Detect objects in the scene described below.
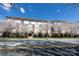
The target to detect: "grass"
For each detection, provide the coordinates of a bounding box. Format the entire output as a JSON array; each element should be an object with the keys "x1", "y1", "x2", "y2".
[{"x1": 0, "y1": 37, "x2": 79, "y2": 40}]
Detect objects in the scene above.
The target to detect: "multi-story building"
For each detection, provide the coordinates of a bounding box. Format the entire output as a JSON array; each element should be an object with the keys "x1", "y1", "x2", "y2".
[
  {"x1": 3, "y1": 16, "x2": 79, "y2": 37},
  {"x1": 6, "y1": 16, "x2": 51, "y2": 35}
]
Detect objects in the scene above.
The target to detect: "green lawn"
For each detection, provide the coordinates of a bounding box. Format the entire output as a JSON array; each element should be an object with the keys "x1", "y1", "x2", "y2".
[{"x1": 0, "y1": 37, "x2": 79, "y2": 40}]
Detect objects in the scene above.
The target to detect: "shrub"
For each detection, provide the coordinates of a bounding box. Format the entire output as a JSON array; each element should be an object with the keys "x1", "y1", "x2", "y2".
[
  {"x1": 38, "y1": 32, "x2": 43, "y2": 37},
  {"x1": 15, "y1": 32, "x2": 20, "y2": 38},
  {"x1": 2, "y1": 31, "x2": 11, "y2": 37},
  {"x1": 33, "y1": 34, "x2": 37, "y2": 37},
  {"x1": 45, "y1": 33, "x2": 49, "y2": 37}
]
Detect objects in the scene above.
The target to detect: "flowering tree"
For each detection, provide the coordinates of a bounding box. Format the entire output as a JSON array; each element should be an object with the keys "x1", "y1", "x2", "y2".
[{"x1": 0, "y1": 21, "x2": 13, "y2": 37}]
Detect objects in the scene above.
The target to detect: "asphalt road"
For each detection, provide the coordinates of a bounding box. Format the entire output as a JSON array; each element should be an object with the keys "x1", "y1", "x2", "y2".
[{"x1": 0, "y1": 38, "x2": 79, "y2": 56}]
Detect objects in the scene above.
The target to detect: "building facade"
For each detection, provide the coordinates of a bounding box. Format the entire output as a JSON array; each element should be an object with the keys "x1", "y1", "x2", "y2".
[
  {"x1": 6, "y1": 16, "x2": 51, "y2": 35},
  {"x1": 5, "y1": 16, "x2": 79, "y2": 37}
]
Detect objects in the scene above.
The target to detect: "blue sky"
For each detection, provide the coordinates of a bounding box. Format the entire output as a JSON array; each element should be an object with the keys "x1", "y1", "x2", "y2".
[{"x1": 0, "y1": 3, "x2": 79, "y2": 22}]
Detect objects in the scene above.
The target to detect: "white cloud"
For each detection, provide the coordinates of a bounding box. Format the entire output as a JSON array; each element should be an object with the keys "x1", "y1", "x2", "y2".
[
  {"x1": 20, "y1": 7, "x2": 25, "y2": 13},
  {"x1": 57, "y1": 9, "x2": 61, "y2": 13},
  {"x1": 2, "y1": 3, "x2": 12, "y2": 11}
]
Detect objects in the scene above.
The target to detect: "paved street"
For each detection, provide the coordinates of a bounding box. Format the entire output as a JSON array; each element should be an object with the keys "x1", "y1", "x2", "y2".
[{"x1": 0, "y1": 38, "x2": 79, "y2": 56}]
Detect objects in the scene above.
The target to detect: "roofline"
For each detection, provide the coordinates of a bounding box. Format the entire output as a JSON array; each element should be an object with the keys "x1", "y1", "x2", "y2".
[
  {"x1": 6, "y1": 16, "x2": 31, "y2": 20},
  {"x1": 6, "y1": 16, "x2": 78, "y2": 23},
  {"x1": 6, "y1": 16, "x2": 48, "y2": 22}
]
